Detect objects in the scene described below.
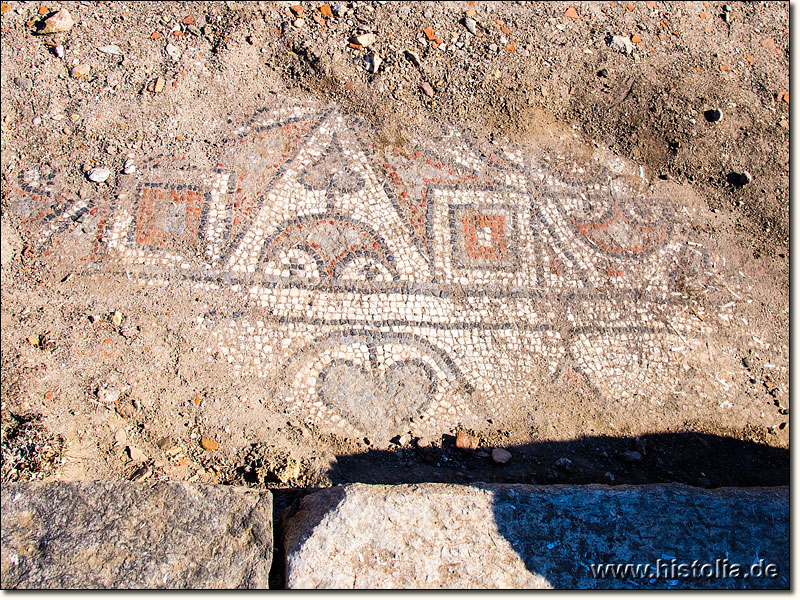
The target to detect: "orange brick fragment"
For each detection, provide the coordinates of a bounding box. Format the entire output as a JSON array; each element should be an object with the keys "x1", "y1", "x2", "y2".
[
  {"x1": 564, "y1": 6, "x2": 579, "y2": 19},
  {"x1": 423, "y1": 25, "x2": 435, "y2": 40},
  {"x1": 150, "y1": 31, "x2": 162, "y2": 39},
  {"x1": 760, "y1": 37, "x2": 776, "y2": 51},
  {"x1": 0, "y1": 3, "x2": 10, "y2": 14},
  {"x1": 745, "y1": 55, "x2": 753, "y2": 64},
  {"x1": 456, "y1": 432, "x2": 479, "y2": 451},
  {"x1": 506, "y1": 44, "x2": 515, "y2": 51},
  {"x1": 781, "y1": 92, "x2": 789, "y2": 104},
  {"x1": 719, "y1": 64, "x2": 730, "y2": 71},
  {"x1": 644, "y1": 1, "x2": 657, "y2": 7},
  {"x1": 182, "y1": 14, "x2": 195, "y2": 25},
  {"x1": 500, "y1": 25, "x2": 511, "y2": 34},
  {"x1": 38, "y1": 5, "x2": 49, "y2": 15},
  {"x1": 699, "y1": 12, "x2": 707, "y2": 18},
  {"x1": 200, "y1": 438, "x2": 219, "y2": 451},
  {"x1": 319, "y1": 4, "x2": 333, "y2": 18},
  {"x1": 465, "y1": 8, "x2": 477, "y2": 17},
  {"x1": 348, "y1": 42, "x2": 362, "y2": 50},
  {"x1": 631, "y1": 34, "x2": 641, "y2": 43},
  {"x1": 290, "y1": 4, "x2": 303, "y2": 16}
]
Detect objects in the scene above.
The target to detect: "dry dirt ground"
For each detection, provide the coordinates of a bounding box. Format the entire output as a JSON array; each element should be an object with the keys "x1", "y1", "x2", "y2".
[{"x1": 0, "y1": 1, "x2": 789, "y2": 492}]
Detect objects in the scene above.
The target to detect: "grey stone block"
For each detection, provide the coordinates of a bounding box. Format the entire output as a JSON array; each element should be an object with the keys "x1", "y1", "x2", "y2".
[
  {"x1": 284, "y1": 483, "x2": 788, "y2": 589},
  {"x1": 1, "y1": 481, "x2": 272, "y2": 589}
]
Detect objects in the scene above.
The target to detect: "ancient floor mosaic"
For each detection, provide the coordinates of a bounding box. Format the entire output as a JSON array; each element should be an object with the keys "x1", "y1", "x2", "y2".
[{"x1": 7, "y1": 102, "x2": 728, "y2": 441}]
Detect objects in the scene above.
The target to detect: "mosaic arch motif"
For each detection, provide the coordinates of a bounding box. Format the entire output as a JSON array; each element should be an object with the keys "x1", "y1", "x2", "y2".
[{"x1": 8, "y1": 102, "x2": 717, "y2": 440}]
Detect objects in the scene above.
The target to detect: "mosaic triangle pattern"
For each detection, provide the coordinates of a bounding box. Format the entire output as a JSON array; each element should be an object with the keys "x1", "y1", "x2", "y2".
[{"x1": 7, "y1": 102, "x2": 718, "y2": 441}]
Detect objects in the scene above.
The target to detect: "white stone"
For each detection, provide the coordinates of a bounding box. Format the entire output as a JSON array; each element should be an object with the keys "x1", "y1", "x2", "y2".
[{"x1": 87, "y1": 167, "x2": 111, "y2": 182}]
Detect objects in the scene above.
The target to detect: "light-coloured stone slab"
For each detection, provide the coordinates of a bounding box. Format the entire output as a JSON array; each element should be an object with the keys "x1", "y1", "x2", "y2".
[
  {"x1": 284, "y1": 483, "x2": 788, "y2": 589},
  {"x1": 1, "y1": 481, "x2": 272, "y2": 589}
]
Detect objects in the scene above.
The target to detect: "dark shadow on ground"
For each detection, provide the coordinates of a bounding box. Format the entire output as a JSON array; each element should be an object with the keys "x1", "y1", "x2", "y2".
[{"x1": 323, "y1": 431, "x2": 788, "y2": 488}]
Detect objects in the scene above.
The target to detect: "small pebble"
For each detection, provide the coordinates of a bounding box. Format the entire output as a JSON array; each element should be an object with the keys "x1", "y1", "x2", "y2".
[
  {"x1": 617, "y1": 450, "x2": 643, "y2": 463},
  {"x1": 71, "y1": 64, "x2": 90, "y2": 79},
  {"x1": 123, "y1": 159, "x2": 137, "y2": 174},
  {"x1": 97, "y1": 45, "x2": 123, "y2": 56},
  {"x1": 13, "y1": 77, "x2": 32, "y2": 92},
  {"x1": 157, "y1": 437, "x2": 176, "y2": 451},
  {"x1": 129, "y1": 463, "x2": 151, "y2": 482},
  {"x1": 111, "y1": 310, "x2": 123, "y2": 326},
  {"x1": 488, "y1": 43, "x2": 498, "y2": 53},
  {"x1": 154, "y1": 76, "x2": 165, "y2": 93},
  {"x1": 165, "y1": 43, "x2": 181, "y2": 61},
  {"x1": 365, "y1": 53, "x2": 381, "y2": 73},
  {"x1": 420, "y1": 81, "x2": 435, "y2": 97},
  {"x1": 200, "y1": 437, "x2": 219, "y2": 451},
  {"x1": 127, "y1": 445, "x2": 147, "y2": 462},
  {"x1": 40, "y1": 8, "x2": 74, "y2": 34},
  {"x1": 608, "y1": 34, "x2": 634, "y2": 55},
  {"x1": 293, "y1": 18, "x2": 305, "y2": 28},
  {"x1": 114, "y1": 429, "x2": 127, "y2": 445},
  {"x1": 463, "y1": 17, "x2": 477, "y2": 35},
  {"x1": 97, "y1": 385, "x2": 121, "y2": 405},
  {"x1": 491, "y1": 448, "x2": 512, "y2": 464},
  {"x1": 54, "y1": 44, "x2": 64, "y2": 58},
  {"x1": 352, "y1": 32, "x2": 376, "y2": 47}
]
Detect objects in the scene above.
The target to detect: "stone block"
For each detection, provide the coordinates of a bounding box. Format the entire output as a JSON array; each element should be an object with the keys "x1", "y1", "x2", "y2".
[
  {"x1": 1, "y1": 481, "x2": 272, "y2": 589},
  {"x1": 284, "y1": 483, "x2": 788, "y2": 589}
]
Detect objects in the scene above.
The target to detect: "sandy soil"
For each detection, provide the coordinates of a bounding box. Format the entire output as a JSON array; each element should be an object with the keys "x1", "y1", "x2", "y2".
[{"x1": 0, "y1": 1, "x2": 789, "y2": 490}]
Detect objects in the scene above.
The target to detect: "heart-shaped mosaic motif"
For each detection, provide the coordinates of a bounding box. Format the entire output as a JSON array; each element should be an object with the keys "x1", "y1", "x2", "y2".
[{"x1": 318, "y1": 359, "x2": 436, "y2": 436}]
